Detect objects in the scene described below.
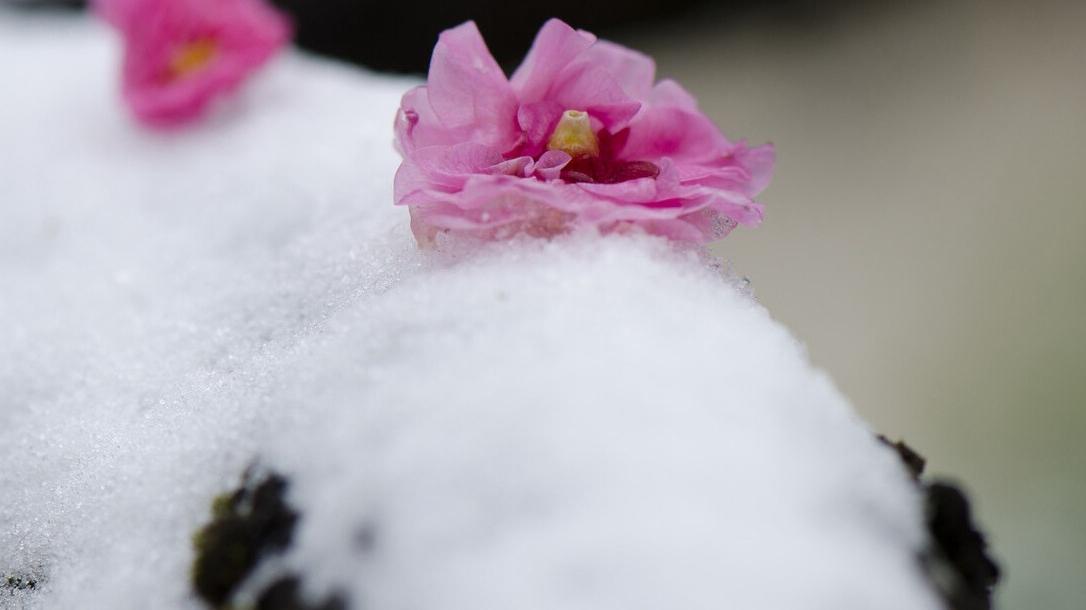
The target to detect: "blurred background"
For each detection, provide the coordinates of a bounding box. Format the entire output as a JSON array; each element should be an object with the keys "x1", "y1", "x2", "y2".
[
  {"x1": 9, "y1": 0, "x2": 1084, "y2": 606},
  {"x1": 629, "y1": 3, "x2": 1086, "y2": 609}
]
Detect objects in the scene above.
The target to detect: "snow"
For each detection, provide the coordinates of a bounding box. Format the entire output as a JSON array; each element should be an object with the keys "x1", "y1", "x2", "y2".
[{"x1": 0, "y1": 11, "x2": 942, "y2": 610}]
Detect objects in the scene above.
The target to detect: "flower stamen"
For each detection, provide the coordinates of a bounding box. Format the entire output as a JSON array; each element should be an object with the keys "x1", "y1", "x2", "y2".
[
  {"x1": 168, "y1": 39, "x2": 218, "y2": 79},
  {"x1": 546, "y1": 110, "x2": 599, "y2": 158}
]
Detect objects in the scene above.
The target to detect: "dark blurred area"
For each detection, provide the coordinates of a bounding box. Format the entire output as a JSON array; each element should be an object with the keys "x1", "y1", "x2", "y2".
[
  {"x1": 11, "y1": 0, "x2": 855, "y2": 73},
  {"x1": 272, "y1": 0, "x2": 693, "y2": 73},
  {"x1": 266, "y1": 0, "x2": 856, "y2": 73}
]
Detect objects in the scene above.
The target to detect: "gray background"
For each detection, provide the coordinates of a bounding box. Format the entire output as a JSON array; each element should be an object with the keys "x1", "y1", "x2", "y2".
[{"x1": 624, "y1": 1, "x2": 1085, "y2": 607}]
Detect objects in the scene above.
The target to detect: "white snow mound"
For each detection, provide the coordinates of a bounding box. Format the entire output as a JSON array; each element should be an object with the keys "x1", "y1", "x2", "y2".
[{"x1": 0, "y1": 11, "x2": 942, "y2": 610}]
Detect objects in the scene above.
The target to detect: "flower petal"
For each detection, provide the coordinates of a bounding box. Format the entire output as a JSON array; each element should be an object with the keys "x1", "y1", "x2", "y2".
[
  {"x1": 649, "y1": 79, "x2": 700, "y2": 111},
  {"x1": 532, "y1": 150, "x2": 572, "y2": 181},
  {"x1": 412, "y1": 142, "x2": 505, "y2": 186},
  {"x1": 427, "y1": 21, "x2": 518, "y2": 149},
  {"x1": 544, "y1": 58, "x2": 643, "y2": 130},
  {"x1": 395, "y1": 86, "x2": 431, "y2": 154},
  {"x1": 515, "y1": 100, "x2": 565, "y2": 153},
  {"x1": 621, "y1": 105, "x2": 730, "y2": 163},
  {"x1": 633, "y1": 217, "x2": 713, "y2": 242},
  {"x1": 734, "y1": 142, "x2": 776, "y2": 195},
  {"x1": 580, "y1": 40, "x2": 656, "y2": 100},
  {"x1": 575, "y1": 178, "x2": 660, "y2": 203},
  {"x1": 510, "y1": 18, "x2": 595, "y2": 103},
  {"x1": 394, "y1": 159, "x2": 428, "y2": 203},
  {"x1": 106, "y1": 0, "x2": 290, "y2": 127}
]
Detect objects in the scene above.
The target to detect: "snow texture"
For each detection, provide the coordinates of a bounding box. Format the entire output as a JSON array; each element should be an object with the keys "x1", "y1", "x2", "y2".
[{"x1": 1, "y1": 12, "x2": 942, "y2": 610}]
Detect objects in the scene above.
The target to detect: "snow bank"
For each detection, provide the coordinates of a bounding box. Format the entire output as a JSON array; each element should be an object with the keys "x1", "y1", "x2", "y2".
[{"x1": 0, "y1": 11, "x2": 941, "y2": 610}]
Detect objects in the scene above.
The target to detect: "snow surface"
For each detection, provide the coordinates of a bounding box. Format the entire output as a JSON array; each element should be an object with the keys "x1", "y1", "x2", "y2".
[{"x1": 1, "y1": 11, "x2": 942, "y2": 610}]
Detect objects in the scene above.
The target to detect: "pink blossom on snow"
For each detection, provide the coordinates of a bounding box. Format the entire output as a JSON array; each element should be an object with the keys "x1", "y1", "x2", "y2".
[
  {"x1": 395, "y1": 19, "x2": 774, "y2": 245},
  {"x1": 95, "y1": 0, "x2": 291, "y2": 127}
]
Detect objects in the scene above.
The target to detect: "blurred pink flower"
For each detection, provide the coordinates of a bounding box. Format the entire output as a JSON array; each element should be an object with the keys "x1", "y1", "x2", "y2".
[
  {"x1": 395, "y1": 19, "x2": 774, "y2": 245},
  {"x1": 94, "y1": 0, "x2": 291, "y2": 127}
]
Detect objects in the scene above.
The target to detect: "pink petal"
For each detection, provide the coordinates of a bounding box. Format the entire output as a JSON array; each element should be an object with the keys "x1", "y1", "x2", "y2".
[
  {"x1": 393, "y1": 159, "x2": 428, "y2": 203},
  {"x1": 621, "y1": 105, "x2": 730, "y2": 163},
  {"x1": 394, "y1": 86, "x2": 429, "y2": 154},
  {"x1": 402, "y1": 171, "x2": 762, "y2": 244},
  {"x1": 512, "y1": 21, "x2": 644, "y2": 132},
  {"x1": 398, "y1": 146, "x2": 563, "y2": 205},
  {"x1": 575, "y1": 178, "x2": 661, "y2": 204},
  {"x1": 675, "y1": 163, "x2": 751, "y2": 185},
  {"x1": 108, "y1": 0, "x2": 290, "y2": 127},
  {"x1": 702, "y1": 190, "x2": 764, "y2": 225},
  {"x1": 649, "y1": 79, "x2": 701, "y2": 111},
  {"x1": 735, "y1": 142, "x2": 776, "y2": 195},
  {"x1": 411, "y1": 142, "x2": 505, "y2": 187},
  {"x1": 532, "y1": 150, "x2": 571, "y2": 181},
  {"x1": 679, "y1": 143, "x2": 775, "y2": 198},
  {"x1": 515, "y1": 100, "x2": 565, "y2": 153},
  {"x1": 427, "y1": 21, "x2": 518, "y2": 149},
  {"x1": 580, "y1": 40, "x2": 656, "y2": 100},
  {"x1": 556, "y1": 67, "x2": 638, "y2": 127},
  {"x1": 633, "y1": 217, "x2": 711, "y2": 242},
  {"x1": 548, "y1": 62, "x2": 642, "y2": 130},
  {"x1": 510, "y1": 18, "x2": 595, "y2": 103},
  {"x1": 490, "y1": 155, "x2": 536, "y2": 177}
]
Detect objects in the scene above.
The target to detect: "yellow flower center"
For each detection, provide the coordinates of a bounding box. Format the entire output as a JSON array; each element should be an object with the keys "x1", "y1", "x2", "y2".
[
  {"x1": 169, "y1": 39, "x2": 218, "y2": 79},
  {"x1": 546, "y1": 110, "x2": 599, "y2": 158}
]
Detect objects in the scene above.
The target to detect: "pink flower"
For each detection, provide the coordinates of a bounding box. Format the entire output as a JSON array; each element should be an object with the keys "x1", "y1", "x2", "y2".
[
  {"x1": 94, "y1": 0, "x2": 291, "y2": 127},
  {"x1": 394, "y1": 19, "x2": 774, "y2": 245}
]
